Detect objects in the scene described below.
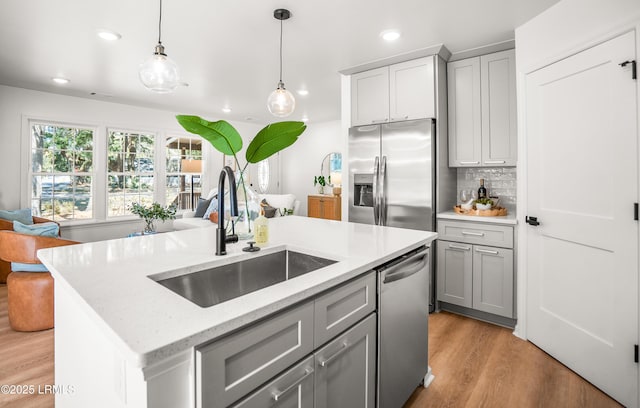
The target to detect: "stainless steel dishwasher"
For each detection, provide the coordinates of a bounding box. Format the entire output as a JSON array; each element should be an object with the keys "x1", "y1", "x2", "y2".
[{"x1": 377, "y1": 245, "x2": 431, "y2": 408}]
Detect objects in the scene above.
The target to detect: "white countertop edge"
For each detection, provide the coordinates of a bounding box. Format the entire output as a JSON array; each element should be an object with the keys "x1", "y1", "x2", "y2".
[
  {"x1": 43, "y1": 226, "x2": 435, "y2": 369},
  {"x1": 437, "y1": 210, "x2": 518, "y2": 225}
]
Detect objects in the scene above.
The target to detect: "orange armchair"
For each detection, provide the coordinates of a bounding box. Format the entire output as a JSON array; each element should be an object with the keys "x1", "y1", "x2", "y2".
[
  {"x1": 0, "y1": 230, "x2": 77, "y2": 331},
  {"x1": 0, "y1": 216, "x2": 58, "y2": 283}
]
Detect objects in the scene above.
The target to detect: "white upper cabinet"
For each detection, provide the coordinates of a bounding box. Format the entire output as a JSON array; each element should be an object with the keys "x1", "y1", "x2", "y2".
[
  {"x1": 389, "y1": 58, "x2": 435, "y2": 122},
  {"x1": 351, "y1": 57, "x2": 435, "y2": 126},
  {"x1": 448, "y1": 49, "x2": 517, "y2": 167},
  {"x1": 351, "y1": 67, "x2": 389, "y2": 126}
]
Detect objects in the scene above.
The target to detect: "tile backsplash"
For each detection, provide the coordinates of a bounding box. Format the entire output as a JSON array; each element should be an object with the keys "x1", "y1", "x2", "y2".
[{"x1": 457, "y1": 167, "x2": 517, "y2": 211}]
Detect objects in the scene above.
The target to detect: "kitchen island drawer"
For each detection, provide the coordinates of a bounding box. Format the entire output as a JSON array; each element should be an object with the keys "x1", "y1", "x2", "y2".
[
  {"x1": 230, "y1": 356, "x2": 315, "y2": 408},
  {"x1": 437, "y1": 220, "x2": 513, "y2": 248},
  {"x1": 196, "y1": 301, "x2": 314, "y2": 408},
  {"x1": 314, "y1": 271, "x2": 376, "y2": 347}
]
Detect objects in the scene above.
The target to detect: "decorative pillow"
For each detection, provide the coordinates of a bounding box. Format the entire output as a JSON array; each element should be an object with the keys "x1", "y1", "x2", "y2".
[
  {"x1": 260, "y1": 199, "x2": 278, "y2": 218},
  {"x1": 11, "y1": 220, "x2": 59, "y2": 272},
  {"x1": 194, "y1": 198, "x2": 212, "y2": 218},
  {"x1": 0, "y1": 208, "x2": 33, "y2": 225},
  {"x1": 203, "y1": 197, "x2": 219, "y2": 220},
  {"x1": 13, "y1": 220, "x2": 59, "y2": 236},
  {"x1": 258, "y1": 194, "x2": 296, "y2": 216},
  {"x1": 205, "y1": 188, "x2": 218, "y2": 200}
]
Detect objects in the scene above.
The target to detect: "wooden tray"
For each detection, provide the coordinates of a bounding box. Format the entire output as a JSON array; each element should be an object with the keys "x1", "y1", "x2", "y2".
[{"x1": 454, "y1": 205, "x2": 508, "y2": 217}]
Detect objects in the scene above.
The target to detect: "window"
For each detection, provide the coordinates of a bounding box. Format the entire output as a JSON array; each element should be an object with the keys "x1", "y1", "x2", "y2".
[
  {"x1": 165, "y1": 136, "x2": 202, "y2": 210},
  {"x1": 257, "y1": 159, "x2": 270, "y2": 193},
  {"x1": 30, "y1": 123, "x2": 94, "y2": 221},
  {"x1": 107, "y1": 130, "x2": 155, "y2": 217}
]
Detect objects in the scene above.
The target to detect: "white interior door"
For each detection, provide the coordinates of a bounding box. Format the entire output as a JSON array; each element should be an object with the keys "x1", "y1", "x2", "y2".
[{"x1": 525, "y1": 30, "x2": 638, "y2": 407}]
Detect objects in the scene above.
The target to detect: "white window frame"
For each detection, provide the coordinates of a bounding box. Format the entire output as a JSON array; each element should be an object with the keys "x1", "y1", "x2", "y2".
[{"x1": 21, "y1": 116, "x2": 203, "y2": 226}]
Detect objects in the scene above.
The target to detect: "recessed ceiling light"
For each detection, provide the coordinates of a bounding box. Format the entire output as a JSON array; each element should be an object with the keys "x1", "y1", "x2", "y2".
[
  {"x1": 380, "y1": 29, "x2": 401, "y2": 42},
  {"x1": 222, "y1": 107, "x2": 232, "y2": 113},
  {"x1": 297, "y1": 89, "x2": 309, "y2": 96},
  {"x1": 301, "y1": 116, "x2": 309, "y2": 122},
  {"x1": 52, "y1": 77, "x2": 70, "y2": 85},
  {"x1": 96, "y1": 29, "x2": 121, "y2": 41}
]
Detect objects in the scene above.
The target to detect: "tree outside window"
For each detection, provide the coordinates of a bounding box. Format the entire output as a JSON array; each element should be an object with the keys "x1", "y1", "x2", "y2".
[{"x1": 30, "y1": 123, "x2": 94, "y2": 221}]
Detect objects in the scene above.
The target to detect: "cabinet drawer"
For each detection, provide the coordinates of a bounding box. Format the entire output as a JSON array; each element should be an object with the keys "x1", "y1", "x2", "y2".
[
  {"x1": 314, "y1": 271, "x2": 376, "y2": 348},
  {"x1": 197, "y1": 302, "x2": 314, "y2": 408},
  {"x1": 437, "y1": 220, "x2": 513, "y2": 248},
  {"x1": 230, "y1": 356, "x2": 314, "y2": 408}
]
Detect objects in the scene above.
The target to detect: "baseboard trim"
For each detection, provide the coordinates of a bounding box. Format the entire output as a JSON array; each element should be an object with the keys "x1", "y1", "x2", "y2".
[{"x1": 438, "y1": 302, "x2": 517, "y2": 329}]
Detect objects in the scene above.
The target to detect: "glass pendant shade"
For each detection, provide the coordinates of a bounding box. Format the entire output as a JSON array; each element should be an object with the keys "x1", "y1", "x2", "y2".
[
  {"x1": 139, "y1": 44, "x2": 179, "y2": 93},
  {"x1": 267, "y1": 81, "x2": 296, "y2": 117}
]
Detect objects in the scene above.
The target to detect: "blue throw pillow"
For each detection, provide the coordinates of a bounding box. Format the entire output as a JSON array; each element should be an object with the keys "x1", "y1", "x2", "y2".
[
  {"x1": 13, "y1": 220, "x2": 59, "y2": 237},
  {"x1": 0, "y1": 208, "x2": 33, "y2": 225},
  {"x1": 11, "y1": 220, "x2": 60, "y2": 272}
]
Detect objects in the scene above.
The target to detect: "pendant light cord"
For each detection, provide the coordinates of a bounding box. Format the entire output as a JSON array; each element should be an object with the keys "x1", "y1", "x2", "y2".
[
  {"x1": 158, "y1": 0, "x2": 163, "y2": 45},
  {"x1": 279, "y1": 18, "x2": 283, "y2": 82}
]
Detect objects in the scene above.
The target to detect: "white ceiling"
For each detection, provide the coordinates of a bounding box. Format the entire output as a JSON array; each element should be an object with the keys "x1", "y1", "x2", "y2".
[{"x1": 0, "y1": 0, "x2": 559, "y2": 125}]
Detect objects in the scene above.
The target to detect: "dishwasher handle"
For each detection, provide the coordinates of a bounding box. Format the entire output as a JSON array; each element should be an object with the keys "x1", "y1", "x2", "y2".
[{"x1": 382, "y1": 249, "x2": 429, "y2": 284}]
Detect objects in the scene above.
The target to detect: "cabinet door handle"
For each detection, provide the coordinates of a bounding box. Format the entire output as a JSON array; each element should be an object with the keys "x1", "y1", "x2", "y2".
[
  {"x1": 390, "y1": 115, "x2": 409, "y2": 121},
  {"x1": 484, "y1": 160, "x2": 506, "y2": 164},
  {"x1": 461, "y1": 231, "x2": 484, "y2": 237},
  {"x1": 449, "y1": 244, "x2": 471, "y2": 251},
  {"x1": 272, "y1": 367, "x2": 314, "y2": 401},
  {"x1": 319, "y1": 341, "x2": 351, "y2": 367},
  {"x1": 371, "y1": 119, "x2": 388, "y2": 123},
  {"x1": 459, "y1": 161, "x2": 480, "y2": 165},
  {"x1": 475, "y1": 248, "x2": 499, "y2": 255}
]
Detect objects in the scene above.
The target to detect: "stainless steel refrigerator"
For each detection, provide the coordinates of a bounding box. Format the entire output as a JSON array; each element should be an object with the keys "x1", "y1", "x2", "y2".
[{"x1": 349, "y1": 118, "x2": 436, "y2": 231}]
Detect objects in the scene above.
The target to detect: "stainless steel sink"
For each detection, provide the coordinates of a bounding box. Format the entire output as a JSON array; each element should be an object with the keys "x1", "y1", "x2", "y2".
[{"x1": 155, "y1": 250, "x2": 337, "y2": 307}]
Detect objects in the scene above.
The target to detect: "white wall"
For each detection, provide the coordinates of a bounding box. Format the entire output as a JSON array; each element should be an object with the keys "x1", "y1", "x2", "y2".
[
  {"x1": 514, "y1": 0, "x2": 640, "y2": 338},
  {"x1": 280, "y1": 120, "x2": 343, "y2": 216},
  {"x1": 0, "y1": 85, "x2": 261, "y2": 242}
]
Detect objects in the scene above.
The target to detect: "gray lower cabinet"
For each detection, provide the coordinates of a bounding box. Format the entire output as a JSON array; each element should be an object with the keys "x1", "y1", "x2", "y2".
[
  {"x1": 438, "y1": 240, "x2": 514, "y2": 318},
  {"x1": 436, "y1": 219, "x2": 515, "y2": 320},
  {"x1": 314, "y1": 313, "x2": 377, "y2": 408},
  {"x1": 196, "y1": 302, "x2": 315, "y2": 408},
  {"x1": 196, "y1": 272, "x2": 376, "y2": 408}
]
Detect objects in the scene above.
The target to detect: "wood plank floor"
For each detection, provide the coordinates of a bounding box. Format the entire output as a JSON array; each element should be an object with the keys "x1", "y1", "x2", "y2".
[
  {"x1": 406, "y1": 311, "x2": 623, "y2": 408},
  {"x1": 0, "y1": 284, "x2": 54, "y2": 408},
  {"x1": 0, "y1": 284, "x2": 623, "y2": 408}
]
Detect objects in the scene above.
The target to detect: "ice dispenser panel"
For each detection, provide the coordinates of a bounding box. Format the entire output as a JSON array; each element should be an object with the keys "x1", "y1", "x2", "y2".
[{"x1": 353, "y1": 174, "x2": 374, "y2": 207}]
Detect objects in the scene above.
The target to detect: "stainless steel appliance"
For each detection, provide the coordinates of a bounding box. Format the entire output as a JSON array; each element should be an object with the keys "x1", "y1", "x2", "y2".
[
  {"x1": 377, "y1": 246, "x2": 430, "y2": 408},
  {"x1": 349, "y1": 118, "x2": 436, "y2": 231}
]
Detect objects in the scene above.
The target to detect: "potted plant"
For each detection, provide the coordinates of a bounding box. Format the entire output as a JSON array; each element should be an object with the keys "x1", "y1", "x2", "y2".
[
  {"x1": 313, "y1": 175, "x2": 330, "y2": 194},
  {"x1": 176, "y1": 116, "x2": 306, "y2": 235},
  {"x1": 129, "y1": 202, "x2": 177, "y2": 234}
]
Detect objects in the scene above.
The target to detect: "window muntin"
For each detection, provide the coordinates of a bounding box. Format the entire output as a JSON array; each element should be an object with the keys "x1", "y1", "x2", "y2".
[
  {"x1": 30, "y1": 123, "x2": 94, "y2": 221},
  {"x1": 107, "y1": 130, "x2": 155, "y2": 217},
  {"x1": 165, "y1": 136, "x2": 202, "y2": 210}
]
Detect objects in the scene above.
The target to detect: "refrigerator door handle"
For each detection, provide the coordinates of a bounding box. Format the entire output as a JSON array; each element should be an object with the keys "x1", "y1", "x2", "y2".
[
  {"x1": 380, "y1": 156, "x2": 387, "y2": 226},
  {"x1": 373, "y1": 156, "x2": 380, "y2": 225}
]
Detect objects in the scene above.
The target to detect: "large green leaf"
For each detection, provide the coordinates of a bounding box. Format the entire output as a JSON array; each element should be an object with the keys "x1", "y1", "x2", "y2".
[
  {"x1": 175, "y1": 115, "x2": 242, "y2": 155},
  {"x1": 245, "y1": 121, "x2": 306, "y2": 163}
]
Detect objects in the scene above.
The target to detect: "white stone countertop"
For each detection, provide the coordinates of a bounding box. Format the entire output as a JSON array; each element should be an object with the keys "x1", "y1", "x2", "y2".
[
  {"x1": 437, "y1": 210, "x2": 518, "y2": 225},
  {"x1": 38, "y1": 216, "x2": 437, "y2": 369}
]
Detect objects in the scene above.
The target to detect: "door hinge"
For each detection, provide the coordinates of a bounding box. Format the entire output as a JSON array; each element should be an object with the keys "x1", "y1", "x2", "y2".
[
  {"x1": 635, "y1": 344, "x2": 638, "y2": 363},
  {"x1": 525, "y1": 216, "x2": 540, "y2": 226},
  {"x1": 619, "y1": 60, "x2": 637, "y2": 80},
  {"x1": 635, "y1": 203, "x2": 639, "y2": 221}
]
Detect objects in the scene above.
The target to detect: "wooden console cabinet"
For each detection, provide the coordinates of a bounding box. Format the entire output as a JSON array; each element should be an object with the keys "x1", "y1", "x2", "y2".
[{"x1": 308, "y1": 195, "x2": 341, "y2": 221}]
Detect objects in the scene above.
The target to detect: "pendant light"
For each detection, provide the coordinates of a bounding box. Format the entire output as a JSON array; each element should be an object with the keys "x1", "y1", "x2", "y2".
[
  {"x1": 267, "y1": 9, "x2": 295, "y2": 117},
  {"x1": 139, "y1": 0, "x2": 179, "y2": 93}
]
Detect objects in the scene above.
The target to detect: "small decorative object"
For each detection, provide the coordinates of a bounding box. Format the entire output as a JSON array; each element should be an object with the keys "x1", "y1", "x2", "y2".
[
  {"x1": 129, "y1": 202, "x2": 176, "y2": 234},
  {"x1": 474, "y1": 197, "x2": 494, "y2": 210},
  {"x1": 332, "y1": 186, "x2": 342, "y2": 196},
  {"x1": 314, "y1": 175, "x2": 328, "y2": 194},
  {"x1": 278, "y1": 208, "x2": 294, "y2": 216}
]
